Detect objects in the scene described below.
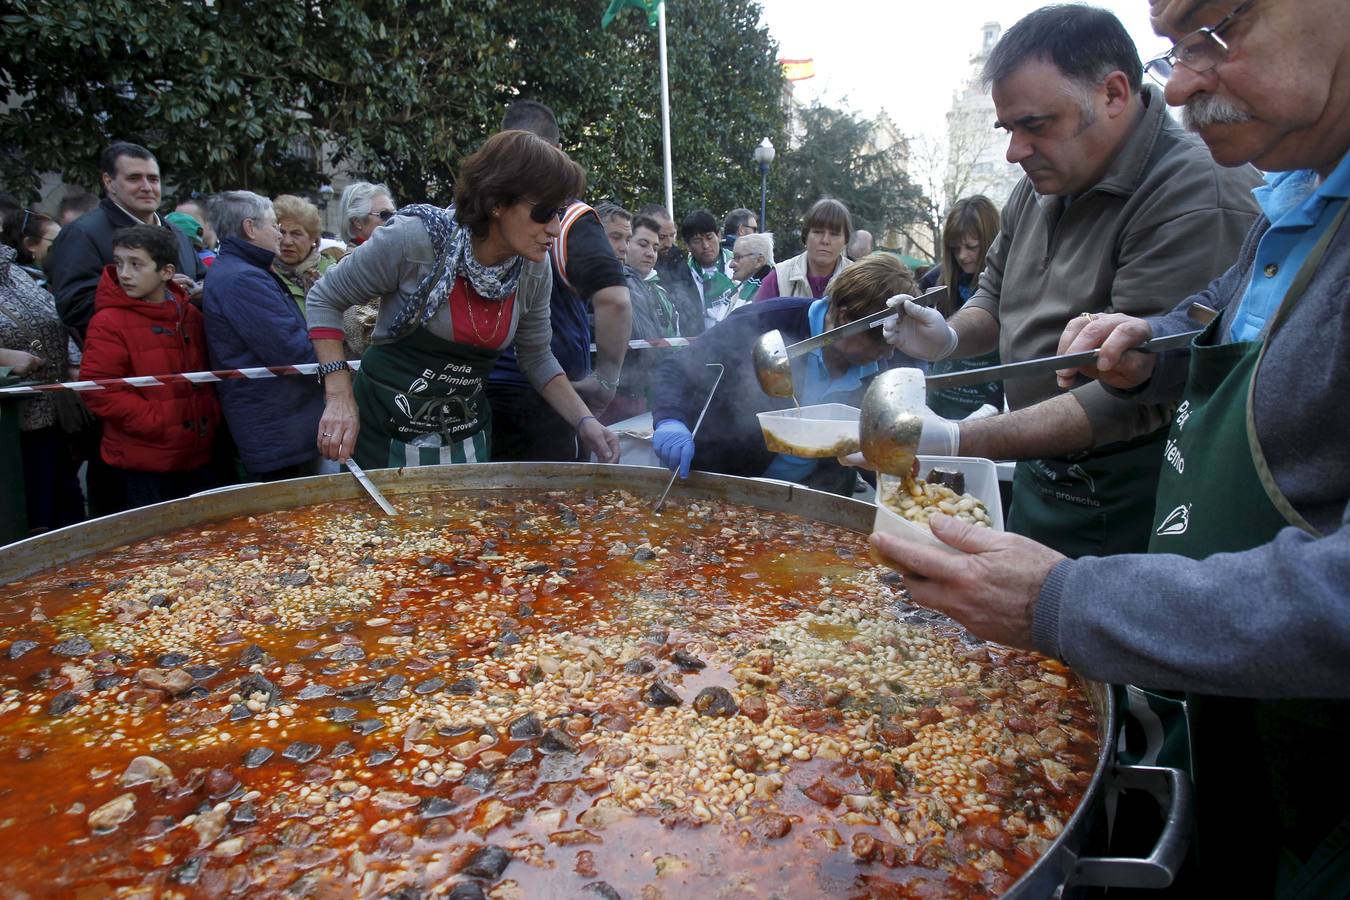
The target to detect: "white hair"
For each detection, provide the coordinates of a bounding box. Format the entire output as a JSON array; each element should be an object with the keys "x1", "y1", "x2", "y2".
[
  {"x1": 735, "y1": 231, "x2": 774, "y2": 265},
  {"x1": 208, "y1": 191, "x2": 273, "y2": 242},
  {"x1": 339, "y1": 181, "x2": 394, "y2": 241}
]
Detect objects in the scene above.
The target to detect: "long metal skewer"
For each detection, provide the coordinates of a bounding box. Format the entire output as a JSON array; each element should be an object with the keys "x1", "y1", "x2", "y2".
[{"x1": 653, "y1": 363, "x2": 724, "y2": 513}]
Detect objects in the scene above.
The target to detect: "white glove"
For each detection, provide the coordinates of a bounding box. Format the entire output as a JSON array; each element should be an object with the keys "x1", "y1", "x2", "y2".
[
  {"x1": 837, "y1": 406, "x2": 961, "y2": 468},
  {"x1": 963, "y1": 403, "x2": 1000, "y2": 421},
  {"x1": 881, "y1": 297, "x2": 959, "y2": 362}
]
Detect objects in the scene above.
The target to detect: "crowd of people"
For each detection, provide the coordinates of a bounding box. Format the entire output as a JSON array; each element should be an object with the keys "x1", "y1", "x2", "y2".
[
  {"x1": 0, "y1": 95, "x2": 882, "y2": 536},
  {"x1": 2, "y1": 0, "x2": 1348, "y2": 890}
]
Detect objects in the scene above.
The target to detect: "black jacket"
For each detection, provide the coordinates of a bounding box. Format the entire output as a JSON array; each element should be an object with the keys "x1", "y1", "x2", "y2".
[
  {"x1": 655, "y1": 248, "x2": 705, "y2": 338},
  {"x1": 46, "y1": 198, "x2": 204, "y2": 339}
]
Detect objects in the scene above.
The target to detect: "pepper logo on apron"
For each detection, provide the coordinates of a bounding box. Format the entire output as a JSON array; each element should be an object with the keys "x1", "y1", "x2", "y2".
[{"x1": 1156, "y1": 503, "x2": 1191, "y2": 536}]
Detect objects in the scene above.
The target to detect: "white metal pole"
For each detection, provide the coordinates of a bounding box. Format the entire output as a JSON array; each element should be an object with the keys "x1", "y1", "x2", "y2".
[{"x1": 658, "y1": 0, "x2": 674, "y2": 219}]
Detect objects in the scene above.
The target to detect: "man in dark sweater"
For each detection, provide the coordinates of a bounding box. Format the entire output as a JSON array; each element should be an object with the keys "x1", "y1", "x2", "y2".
[{"x1": 46, "y1": 142, "x2": 205, "y2": 340}]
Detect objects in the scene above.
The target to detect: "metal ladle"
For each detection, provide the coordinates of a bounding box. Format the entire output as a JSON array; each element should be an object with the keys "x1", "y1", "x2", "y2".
[
  {"x1": 859, "y1": 368, "x2": 929, "y2": 477},
  {"x1": 752, "y1": 285, "x2": 946, "y2": 398},
  {"x1": 856, "y1": 302, "x2": 1223, "y2": 476}
]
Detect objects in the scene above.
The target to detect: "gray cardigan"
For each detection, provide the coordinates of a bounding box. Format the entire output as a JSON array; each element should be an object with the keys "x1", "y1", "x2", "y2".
[
  {"x1": 1033, "y1": 212, "x2": 1350, "y2": 697},
  {"x1": 306, "y1": 215, "x2": 563, "y2": 391}
]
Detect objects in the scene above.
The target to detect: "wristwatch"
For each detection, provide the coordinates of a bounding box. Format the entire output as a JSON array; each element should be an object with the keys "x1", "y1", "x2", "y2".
[{"x1": 316, "y1": 360, "x2": 351, "y2": 383}]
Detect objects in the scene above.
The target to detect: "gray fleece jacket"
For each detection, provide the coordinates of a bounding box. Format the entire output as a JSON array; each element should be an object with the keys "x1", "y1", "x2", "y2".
[
  {"x1": 306, "y1": 215, "x2": 563, "y2": 392},
  {"x1": 1033, "y1": 211, "x2": 1350, "y2": 697}
]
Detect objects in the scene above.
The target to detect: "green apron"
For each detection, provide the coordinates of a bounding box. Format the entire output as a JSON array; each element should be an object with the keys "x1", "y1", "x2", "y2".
[
  {"x1": 1130, "y1": 201, "x2": 1350, "y2": 897},
  {"x1": 1007, "y1": 427, "x2": 1167, "y2": 558},
  {"x1": 927, "y1": 348, "x2": 1003, "y2": 419},
  {"x1": 352, "y1": 325, "x2": 497, "y2": 470}
]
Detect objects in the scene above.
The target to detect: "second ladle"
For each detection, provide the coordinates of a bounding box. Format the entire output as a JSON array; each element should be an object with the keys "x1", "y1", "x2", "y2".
[
  {"x1": 859, "y1": 368, "x2": 929, "y2": 477},
  {"x1": 752, "y1": 285, "x2": 946, "y2": 398}
]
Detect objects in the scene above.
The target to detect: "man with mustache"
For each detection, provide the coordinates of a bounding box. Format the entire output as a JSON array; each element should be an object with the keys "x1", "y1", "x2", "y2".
[
  {"x1": 885, "y1": 5, "x2": 1260, "y2": 558},
  {"x1": 875, "y1": 0, "x2": 1350, "y2": 891}
]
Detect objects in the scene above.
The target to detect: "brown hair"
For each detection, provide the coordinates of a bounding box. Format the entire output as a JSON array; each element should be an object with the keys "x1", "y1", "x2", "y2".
[
  {"x1": 938, "y1": 195, "x2": 1000, "y2": 316},
  {"x1": 799, "y1": 197, "x2": 853, "y2": 247},
  {"x1": 272, "y1": 194, "x2": 322, "y2": 242},
  {"x1": 454, "y1": 130, "x2": 586, "y2": 238},
  {"x1": 828, "y1": 252, "x2": 916, "y2": 333},
  {"x1": 112, "y1": 224, "x2": 180, "y2": 271}
]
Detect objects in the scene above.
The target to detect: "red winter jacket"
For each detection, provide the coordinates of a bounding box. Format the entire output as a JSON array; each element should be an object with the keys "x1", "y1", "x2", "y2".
[{"x1": 81, "y1": 266, "x2": 220, "y2": 472}]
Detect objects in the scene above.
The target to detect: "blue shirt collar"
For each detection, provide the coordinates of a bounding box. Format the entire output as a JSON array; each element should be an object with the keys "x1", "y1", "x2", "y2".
[
  {"x1": 1252, "y1": 151, "x2": 1350, "y2": 228},
  {"x1": 800, "y1": 297, "x2": 881, "y2": 402}
]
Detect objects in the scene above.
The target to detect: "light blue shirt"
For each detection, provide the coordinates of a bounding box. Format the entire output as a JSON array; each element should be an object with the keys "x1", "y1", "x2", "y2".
[
  {"x1": 761, "y1": 298, "x2": 883, "y2": 483},
  {"x1": 1230, "y1": 154, "x2": 1350, "y2": 342}
]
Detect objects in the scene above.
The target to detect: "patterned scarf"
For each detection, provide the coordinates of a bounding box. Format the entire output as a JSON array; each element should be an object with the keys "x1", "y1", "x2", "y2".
[{"x1": 388, "y1": 204, "x2": 522, "y2": 341}]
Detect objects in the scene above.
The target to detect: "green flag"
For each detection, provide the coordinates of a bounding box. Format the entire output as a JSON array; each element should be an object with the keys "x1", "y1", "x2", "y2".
[{"x1": 602, "y1": 0, "x2": 661, "y2": 28}]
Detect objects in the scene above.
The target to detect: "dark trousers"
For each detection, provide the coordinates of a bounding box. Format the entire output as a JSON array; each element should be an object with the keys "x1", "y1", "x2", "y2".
[
  {"x1": 487, "y1": 383, "x2": 584, "y2": 463},
  {"x1": 108, "y1": 465, "x2": 217, "y2": 513},
  {"x1": 19, "y1": 426, "x2": 85, "y2": 532}
]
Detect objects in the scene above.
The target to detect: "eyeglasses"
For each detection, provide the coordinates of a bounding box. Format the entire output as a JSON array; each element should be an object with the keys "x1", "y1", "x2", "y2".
[
  {"x1": 529, "y1": 202, "x2": 567, "y2": 225},
  {"x1": 374, "y1": 209, "x2": 396, "y2": 222},
  {"x1": 731, "y1": 252, "x2": 758, "y2": 262},
  {"x1": 1143, "y1": 0, "x2": 1256, "y2": 86}
]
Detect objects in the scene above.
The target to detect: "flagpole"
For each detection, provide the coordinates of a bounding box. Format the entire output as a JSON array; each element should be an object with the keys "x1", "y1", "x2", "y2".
[{"x1": 658, "y1": 0, "x2": 674, "y2": 219}]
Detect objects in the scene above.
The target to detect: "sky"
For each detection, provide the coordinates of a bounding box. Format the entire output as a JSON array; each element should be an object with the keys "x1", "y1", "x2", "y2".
[{"x1": 752, "y1": 1, "x2": 1171, "y2": 142}]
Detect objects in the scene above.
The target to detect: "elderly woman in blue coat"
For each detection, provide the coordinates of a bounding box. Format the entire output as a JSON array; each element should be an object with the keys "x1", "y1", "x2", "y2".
[{"x1": 203, "y1": 190, "x2": 326, "y2": 480}]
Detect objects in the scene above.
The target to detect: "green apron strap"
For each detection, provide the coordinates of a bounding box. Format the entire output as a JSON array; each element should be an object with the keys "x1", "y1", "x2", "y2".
[{"x1": 1246, "y1": 199, "x2": 1350, "y2": 534}]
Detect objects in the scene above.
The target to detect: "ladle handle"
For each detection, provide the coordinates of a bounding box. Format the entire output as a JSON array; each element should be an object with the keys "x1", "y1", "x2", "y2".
[
  {"x1": 783, "y1": 284, "x2": 947, "y2": 358},
  {"x1": 653, "y1": 363, "x2": 725, "y2": 512}
]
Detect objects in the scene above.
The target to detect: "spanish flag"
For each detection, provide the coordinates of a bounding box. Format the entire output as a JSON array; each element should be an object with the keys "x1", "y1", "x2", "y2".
[{"x1": 780, "y1": 58, "x2": 816, "y2": 81}]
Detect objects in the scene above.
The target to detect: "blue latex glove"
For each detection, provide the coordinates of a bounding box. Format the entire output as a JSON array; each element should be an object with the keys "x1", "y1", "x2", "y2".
[{"x1": 652, "y1": 419, "x2": 695, "y2": 478}]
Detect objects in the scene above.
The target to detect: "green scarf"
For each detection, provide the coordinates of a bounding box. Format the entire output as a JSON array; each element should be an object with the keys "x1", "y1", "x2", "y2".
[{"x1": 689, "y1": 248, "x2": 736, "y2": 311}]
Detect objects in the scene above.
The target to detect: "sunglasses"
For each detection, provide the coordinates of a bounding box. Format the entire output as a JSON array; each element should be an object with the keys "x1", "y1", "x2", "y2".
[
  {"x1": 529, "y1": 202, "x2": 568, "y2": 225},
  {"x1": 374, "y1": 209, "x2": 396, "y2": 222}
]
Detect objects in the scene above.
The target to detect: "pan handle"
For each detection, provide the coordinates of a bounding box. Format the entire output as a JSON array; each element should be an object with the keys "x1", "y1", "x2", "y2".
[{"x1": 1068, "y1": 764, "x2": 1193, "y2": 889}]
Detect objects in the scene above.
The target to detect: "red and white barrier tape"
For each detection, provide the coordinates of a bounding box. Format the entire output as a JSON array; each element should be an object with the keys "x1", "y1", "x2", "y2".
[
  {"x1": 0, "y1": 361, "x2": 364, "y2": 398},
  {"x1": 0, "y1": 337, "x2": 696, "y2": 397}
]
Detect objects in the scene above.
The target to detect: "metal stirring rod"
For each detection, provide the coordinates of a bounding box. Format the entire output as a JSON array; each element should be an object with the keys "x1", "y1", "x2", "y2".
[{"x1": 653, "y1": 363, "x2": 725, "y2": 513}]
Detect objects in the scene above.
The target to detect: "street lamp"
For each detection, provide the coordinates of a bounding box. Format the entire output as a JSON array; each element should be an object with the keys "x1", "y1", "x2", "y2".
[{"x1": 753, "y1": 138, "x2": 775, "y2": 233}]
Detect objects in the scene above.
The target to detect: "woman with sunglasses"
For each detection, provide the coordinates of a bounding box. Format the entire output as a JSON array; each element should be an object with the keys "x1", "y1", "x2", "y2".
[
  {"x1": 339, "y1": 182, "x2": 396, "y2": 250},
  {"x1": 306, "y1": 130, "x2": 620, "y2": 469}
]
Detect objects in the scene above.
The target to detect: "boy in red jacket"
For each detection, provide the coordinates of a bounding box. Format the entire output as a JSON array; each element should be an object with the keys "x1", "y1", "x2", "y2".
[{"x1": 82, "y1": 226, "x2": 220, "y2": 511}]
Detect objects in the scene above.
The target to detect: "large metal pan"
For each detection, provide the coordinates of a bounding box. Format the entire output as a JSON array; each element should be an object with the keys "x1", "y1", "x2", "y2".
[{"x1": 0, "y1": 462, "x2": 1190, "y2": 895}]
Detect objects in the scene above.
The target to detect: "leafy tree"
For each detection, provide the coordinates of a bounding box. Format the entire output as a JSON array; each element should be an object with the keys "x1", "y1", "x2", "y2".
[
  {"x1": 765, "y1": 102, "x2": 928, "y2": 260},
  {"x1": 0, "y1": 0, "x2": 785, "y2": 218}
]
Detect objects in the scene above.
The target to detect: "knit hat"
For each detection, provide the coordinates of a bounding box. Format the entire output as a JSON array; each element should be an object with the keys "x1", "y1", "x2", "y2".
[{"x1": 165, "y1": 211, "x2": 204, "y2": 247}]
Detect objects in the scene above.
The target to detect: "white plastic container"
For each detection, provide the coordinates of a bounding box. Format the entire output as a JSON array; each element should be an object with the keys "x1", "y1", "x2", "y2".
[
  {"x1": 757, "y1": 404, "x2": 861, "y2": 458},
  {"x1": 872, "y1": 455, "x2": 1004, "y2": 554}
]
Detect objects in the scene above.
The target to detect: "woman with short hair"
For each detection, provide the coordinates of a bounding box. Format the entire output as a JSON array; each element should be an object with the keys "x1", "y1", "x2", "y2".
[
  {"x1": 202, "y1": 190, "x2": 326, "y2": 480},
  {"x1": 339, "y1": 182, "x2": 396, "y2": 248},
  {"x1": 731, "y1": 231, "x2": 774, "y2": 304},
  {"x1": 753, "y1": 197, "x2": 852, "y2": 301},
  {"x1": 272, "y1": 194, "x2": 335, "y2": 315},
  {"x1": 307, "y1": 130, "x2": 620, "y2": 469}
]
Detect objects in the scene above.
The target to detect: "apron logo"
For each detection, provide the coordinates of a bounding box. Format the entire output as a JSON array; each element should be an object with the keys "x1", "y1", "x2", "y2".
[
  {"x1": 1066, "y1": 464, "x2": 1097, "y2": 494},
  {"x1": 408, "y1": 377, "x2": 430, "y2": 395},
  {"x1": 1156, "y1": 504, "x2": 1191, "y2": 536},
  {"x1": 394, "y1": 394, "x2": 412, "y2": 419}
]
